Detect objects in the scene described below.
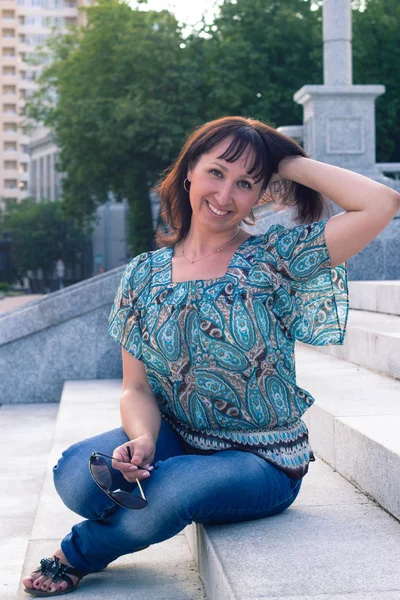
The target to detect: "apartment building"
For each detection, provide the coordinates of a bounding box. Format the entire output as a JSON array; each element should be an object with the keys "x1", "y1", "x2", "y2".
[{"x1": 0, "y1": 0, "x2": 91, "y2": 203}]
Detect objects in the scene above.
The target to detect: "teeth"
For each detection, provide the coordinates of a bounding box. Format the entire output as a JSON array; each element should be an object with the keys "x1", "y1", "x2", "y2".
[{"x1": 207, "y1": 201, "x2": 229, "y2": 216}]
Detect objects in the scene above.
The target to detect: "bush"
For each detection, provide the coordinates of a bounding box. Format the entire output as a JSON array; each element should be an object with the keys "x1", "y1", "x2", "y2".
[{"x1": 0, "y1": 282, "x2": 9, "y2": 293}]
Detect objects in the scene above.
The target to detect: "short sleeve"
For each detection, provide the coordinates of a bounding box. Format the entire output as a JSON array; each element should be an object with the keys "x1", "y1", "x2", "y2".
[
  {"x1": 261, "y1": 217, "x2": 348, "y2": 346},
  {"x1": 108, "y1": 252, "x2": 150, "y2": 359}
]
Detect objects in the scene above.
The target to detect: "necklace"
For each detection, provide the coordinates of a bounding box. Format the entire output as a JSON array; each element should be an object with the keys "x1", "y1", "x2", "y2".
[{"x1": 181, "y1": 229, "x2": 243, "y2": 264}]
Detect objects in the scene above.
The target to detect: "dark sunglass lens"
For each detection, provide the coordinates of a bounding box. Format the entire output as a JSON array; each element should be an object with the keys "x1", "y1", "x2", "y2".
[
  {"x1": 90, "y1": 456, "x2": 112, "y2": 490},
  {"x1": 112, "y1": 490, "x2": 147, "y2": 509}
]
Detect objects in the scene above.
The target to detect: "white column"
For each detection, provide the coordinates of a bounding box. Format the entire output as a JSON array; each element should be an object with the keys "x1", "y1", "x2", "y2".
[{"x1": 323, "y1": 0, "x2": 352, "y2": 86}]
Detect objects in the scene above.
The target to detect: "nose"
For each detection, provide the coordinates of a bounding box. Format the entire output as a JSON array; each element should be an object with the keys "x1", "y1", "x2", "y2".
[{"x1": 214, "y1": 181, "x2": 234, "y2": 208}]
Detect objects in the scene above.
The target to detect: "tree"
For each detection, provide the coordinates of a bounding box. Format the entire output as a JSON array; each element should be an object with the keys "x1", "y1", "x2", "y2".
[
  {"x1": 0, "y1": 198, "x2": 89, "y2": 290},
  {"x1": 352, "y1": 0, "x2": 400, "y2": 162},
  {"x1": 185, "y1": 0, "x2": 323, "y2": 128},
  {"x1": 25, "y1": 0, "x2": 202, "y2": 255}
]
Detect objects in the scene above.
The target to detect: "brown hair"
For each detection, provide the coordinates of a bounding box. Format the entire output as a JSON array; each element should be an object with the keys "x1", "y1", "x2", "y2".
[{"x1": 153, "y1": 116, "x2": 328, "y2": 248}]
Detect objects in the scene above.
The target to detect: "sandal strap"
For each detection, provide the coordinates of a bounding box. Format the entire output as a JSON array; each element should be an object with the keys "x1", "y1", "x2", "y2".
[{"x1": 39, "y1": 556, "x2": 86, "y2": 584}]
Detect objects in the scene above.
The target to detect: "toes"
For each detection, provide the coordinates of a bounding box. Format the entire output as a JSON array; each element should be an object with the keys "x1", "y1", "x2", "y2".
[
  {"x1": 39, "y1": 577, "x2": 53, "y2": 591},
  {"x1": 22, "y1": 575, "x2": 35, "y2": 590},
  {"x1": 33, "y1": 574, "x2": 47, "y2": 589},
  {"x1": 57, "y1": 581, "x2": 69, "y2": 592},
  {"x1": 48, "y1": 581, "x2": 58, "y2": 593}
]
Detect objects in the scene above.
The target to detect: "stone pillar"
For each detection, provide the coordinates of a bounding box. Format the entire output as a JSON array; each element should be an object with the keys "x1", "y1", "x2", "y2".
[
  {"x1": 293, "y1": 0, "x2": 391, "y2": 184},
  {"x1": 270, "y1": 0, "x2": 400, "y2": 279},
  {"x1": 323, "y1": 0, "x2": 352, "y2": 85}
]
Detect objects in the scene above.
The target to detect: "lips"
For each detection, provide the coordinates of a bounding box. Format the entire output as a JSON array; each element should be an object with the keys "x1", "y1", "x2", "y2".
[{"x1": 206, "y1": 200, "x2": 231, "y2": 217}]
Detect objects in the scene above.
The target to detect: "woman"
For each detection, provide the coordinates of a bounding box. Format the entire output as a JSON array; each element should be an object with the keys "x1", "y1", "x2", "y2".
[{"x1": 23, "y1": 116, "x2": 400, "y2": 596}]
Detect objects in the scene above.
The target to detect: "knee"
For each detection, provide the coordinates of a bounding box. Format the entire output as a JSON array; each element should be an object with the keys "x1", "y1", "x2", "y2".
[{"x1": 53, "y1": 440, "x2": 111, "y2": 520}]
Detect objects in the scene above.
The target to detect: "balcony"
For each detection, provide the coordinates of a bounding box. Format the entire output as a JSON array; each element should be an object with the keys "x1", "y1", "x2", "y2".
[{"x1": 1, "y1": 28, "x2": 15, "y2": 37}]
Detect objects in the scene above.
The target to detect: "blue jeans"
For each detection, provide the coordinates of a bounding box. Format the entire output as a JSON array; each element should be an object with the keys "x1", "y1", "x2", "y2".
[{"x1": 53, "y1": 419, "x2": 302, "y2": 573}]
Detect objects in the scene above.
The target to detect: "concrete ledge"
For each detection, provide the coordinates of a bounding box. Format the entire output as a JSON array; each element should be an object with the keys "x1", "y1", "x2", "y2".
[
  {"x1": 314, "y1": 309, "x2": 400, "y2": 379},
  {"x1": 0, "y1": 266, "x2": 126, "y2": 404},
  {"x1": 186, "y1": 493, "x2": 400, "y2": 600},
  {"x1": 296, "y1": 345, "x2": 400, "y2": 520},
  {"x1": 349, "y1": 281, "x2": 400, "y2": 315}
]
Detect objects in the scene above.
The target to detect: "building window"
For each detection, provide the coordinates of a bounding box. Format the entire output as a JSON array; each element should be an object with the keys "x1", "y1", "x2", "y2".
[
  {"x1": 21, "y1": 144, "x2": 29, "y2": 154},
  {"x1": 19, "y1": 181, "x2": 28, "y2": 190},
  {"x1": 2, "y1": 48, "x2": 16, "y2": 57},
  {"x1": 3, "y1": 104, "x2": 17, "y2": 114},
  {"x1": 2, "y1": 66, "x2": 16, "y2": 76},
  {"x1": 25, "y1": 15, "x2": 42, "y2": 25},
  {"x1": 4, "y1": 161, "x2": 17, "y2": 170},
  {"x1": 19, "y1": 162, "x2": 28, "y2": 173},
  {"x1": 2, "y1": 11, "x2": 16, "y2": 19},
  {"x1": 3, "y1": 85, "x2": 16, "y2": 95},
  {"x1": 46, "y1": 154, "x2": 51, "y2": 199},
  {"x1": 3, "y1": 122, "x2": 17, "y2": 132},
  {"x1": 4, "y1": 142, "x2": 17, "y2": 152},
  {"x1": 5, "y1": 179, "x2": 18, "y2": 189},
  {"x1": 2, "y1": 29, "x2": 15, "y2": 38},
  {"x1": 18, "y1": 0, "x2": 25, "y2": 6},
  {"x1": 25, "y1": 34, "x2": 47, "y2": 47},
  {"x1": 40, "y1": 156, "x2": 44, "y2": 199},
  {"x1": 30, "y1": 158, "x2": 37, "y2": 198}
]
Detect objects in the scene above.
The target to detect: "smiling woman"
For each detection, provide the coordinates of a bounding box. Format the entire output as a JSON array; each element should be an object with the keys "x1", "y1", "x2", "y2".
[
  {"x1": 22, "y1": 115, "x2": 400, "y2": 597},
  {"x1": 154, "y1": 116, "x2": 327, "y2": 251}
]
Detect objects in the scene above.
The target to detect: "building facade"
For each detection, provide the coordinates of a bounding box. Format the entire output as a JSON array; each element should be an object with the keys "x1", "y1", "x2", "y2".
[{"x1": 0, "y1": 0, "x2": 91, "y2": 203}]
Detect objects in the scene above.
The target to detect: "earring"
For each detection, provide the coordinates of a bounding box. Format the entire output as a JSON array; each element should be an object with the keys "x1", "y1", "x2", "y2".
[{"x1": 183, "y1": 178, "x2": 190, "y2": 193}]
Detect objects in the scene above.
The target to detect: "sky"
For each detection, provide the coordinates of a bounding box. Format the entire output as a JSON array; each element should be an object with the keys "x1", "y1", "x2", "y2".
[{"x1": 129, "y1": 0, "x2": 223, "y2": 27}]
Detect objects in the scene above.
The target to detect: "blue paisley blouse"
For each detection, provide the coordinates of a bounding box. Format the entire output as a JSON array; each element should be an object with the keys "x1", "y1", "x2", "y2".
[{"x1": 108, "y1": 217, "x2": 348, "y2": 480}]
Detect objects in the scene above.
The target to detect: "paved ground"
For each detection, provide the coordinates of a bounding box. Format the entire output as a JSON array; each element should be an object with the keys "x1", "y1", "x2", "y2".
[{"x1": 0, "y1": 295, "x2": 44, "y2": 315}]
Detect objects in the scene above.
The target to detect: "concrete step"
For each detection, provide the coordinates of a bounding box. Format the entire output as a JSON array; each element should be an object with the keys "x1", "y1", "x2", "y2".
[
  {"x1": 0, "y1": 403, "x2": 58, "y2": 600},
  {"x1": 314, "y1": 308, "x2": 400, "y2": 379},
  {"x1": 13, "y1": 379, "x2": 400, "y2": 600},
  {"x1": 296, "y1": 345, "x2": 400, "y2": 521},
  {"x1": 185, "y1": 457, "x2": 400, "y2": 600},
  {"x1": 185, "y1": 346, "x2": 400, "y2": 600},
  {"x1": 349, "y1": 280, "x2": 400, "y2": 316},
  {"x1": 16, "y1": 380, "x2": 207, "y2": 600}
]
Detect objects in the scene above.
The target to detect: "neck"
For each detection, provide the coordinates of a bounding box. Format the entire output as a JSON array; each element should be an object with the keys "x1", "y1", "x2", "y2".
[{"x1": 182, "y1": 226, "x2": 243, "y2": 257}]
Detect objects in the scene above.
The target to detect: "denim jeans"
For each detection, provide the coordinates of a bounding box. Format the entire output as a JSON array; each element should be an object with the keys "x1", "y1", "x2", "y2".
[{"x1": 53, "y1": 418, "x2": 302, "y2": 573}]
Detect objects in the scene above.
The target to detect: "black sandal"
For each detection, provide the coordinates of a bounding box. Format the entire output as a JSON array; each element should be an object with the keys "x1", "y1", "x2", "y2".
[{"x1": 23, "y1": 556, "x2": 88, "y2": 597}]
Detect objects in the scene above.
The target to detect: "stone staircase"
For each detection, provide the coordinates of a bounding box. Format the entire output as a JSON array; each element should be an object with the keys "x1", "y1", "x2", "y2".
[{"x1": 3, "y1": 280, "x2": 400, "y2": 599}]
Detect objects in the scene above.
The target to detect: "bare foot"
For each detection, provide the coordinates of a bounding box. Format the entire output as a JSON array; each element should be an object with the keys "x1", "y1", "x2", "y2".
[{"x1": 22, "y1": 549, "x2": 81, "y2": 594}]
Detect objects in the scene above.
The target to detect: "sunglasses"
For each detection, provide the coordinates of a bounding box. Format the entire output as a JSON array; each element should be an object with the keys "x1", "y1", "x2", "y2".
[{"x1": 89, "y1": 451, "x2": 152, "y2": 509}]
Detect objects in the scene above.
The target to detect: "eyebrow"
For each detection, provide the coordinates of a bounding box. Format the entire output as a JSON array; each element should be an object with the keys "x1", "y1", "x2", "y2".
[{"x1": 208, "y1": 161, "x2": 255, "y2": 181}]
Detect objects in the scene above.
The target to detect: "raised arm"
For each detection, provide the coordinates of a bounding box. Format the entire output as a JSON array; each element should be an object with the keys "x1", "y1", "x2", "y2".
[{"x1": 278, "y1": 156, "x2": 400, "y2": 268}]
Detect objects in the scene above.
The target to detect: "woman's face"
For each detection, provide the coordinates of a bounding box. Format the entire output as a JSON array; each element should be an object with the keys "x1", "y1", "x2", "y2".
[{"x1": 186, "y1": 137, "x2": 264, "y2": 232}]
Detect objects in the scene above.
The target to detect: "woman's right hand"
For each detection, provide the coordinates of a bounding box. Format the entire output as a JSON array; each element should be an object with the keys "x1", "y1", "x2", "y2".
[{"x1": 112, "y1": 435, "x2": 156, "y2": 483}]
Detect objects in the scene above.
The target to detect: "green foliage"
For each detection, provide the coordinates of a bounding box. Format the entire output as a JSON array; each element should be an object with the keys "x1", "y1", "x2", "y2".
[
  {"x1": 187, "y1": 0, "x2": 323, "y2": 127},
  {"x1": 0, "y1": 283, "x2": 9, "y2": 293},
  {"x1": 0, "y1": 198, "x2": 88, "y2": 280},
  {"x1": 352, "y1": 0, "x2": 400, "y2": 162}
]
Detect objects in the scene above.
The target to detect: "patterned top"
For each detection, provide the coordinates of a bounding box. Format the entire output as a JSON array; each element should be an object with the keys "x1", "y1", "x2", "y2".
[{"x1": 108, "y1": 218, "x2": 348, "y2": 480}]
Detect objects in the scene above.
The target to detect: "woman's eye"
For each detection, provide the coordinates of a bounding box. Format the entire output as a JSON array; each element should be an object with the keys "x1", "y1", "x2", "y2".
[
  {"x1": 209, "y1": 169, "x2": 252, "y2": 190},
  {"x1": 239, "y1": 180, "x2": 252, "y2": 190}
]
